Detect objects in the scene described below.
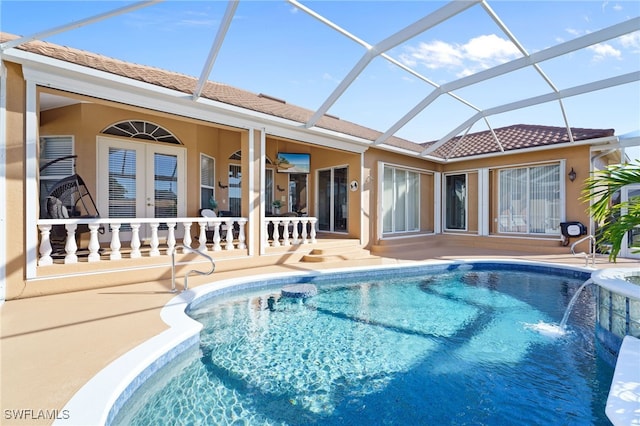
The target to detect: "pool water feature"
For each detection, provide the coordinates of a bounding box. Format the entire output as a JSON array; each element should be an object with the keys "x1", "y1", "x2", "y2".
[{"x1": 112, "y1": 265, "x2": 613, "y2": 425}]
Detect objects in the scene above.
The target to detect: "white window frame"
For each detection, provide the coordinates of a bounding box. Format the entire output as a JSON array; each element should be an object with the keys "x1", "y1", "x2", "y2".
[
  {"x1": 39, "y1": 135, "x2": 74, "y2": 217},
  {"x1": 200, "y1": 153, "x2": 216, "y2": 210},
  {"x1": 496, "y1": 161, "x2": 564, "y2": 236},
  {"x1": 381, "y1": 164, "x2": 421, "y2": 235},
  {"x1": 443, "y1": 172, "x2": 468, "y2": 232}
]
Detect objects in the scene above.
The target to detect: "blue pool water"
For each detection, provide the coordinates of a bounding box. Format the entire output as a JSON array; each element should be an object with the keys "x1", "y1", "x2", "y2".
[{"x1": 112, "y1": 265, "x2": 613, "y2": 425}]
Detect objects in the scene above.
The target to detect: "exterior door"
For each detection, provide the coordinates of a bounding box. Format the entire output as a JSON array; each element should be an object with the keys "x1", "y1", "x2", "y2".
[
  {"x1": 318, "y1": 167, "x2": 348, "y2": 232},
  {"x1": 97, "y1": 137, "x2": 186, "y2": 242},
  {"x1": 620, "y1": 185, "x2": 640, "y2": 259}
]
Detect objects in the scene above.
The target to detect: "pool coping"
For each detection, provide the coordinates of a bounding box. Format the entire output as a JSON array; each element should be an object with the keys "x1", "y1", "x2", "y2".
[{"x1": 54, "y1": 258, "x2": 608, "y2": 425}]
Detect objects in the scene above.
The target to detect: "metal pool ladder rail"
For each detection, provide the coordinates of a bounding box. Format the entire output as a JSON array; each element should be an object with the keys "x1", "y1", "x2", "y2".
[
  {"x1": 570, "y1": 234, "x2": 596, "y2": 267},
  {"x1": 170, "y1": 245, "x2": 216, "y2": 292}
]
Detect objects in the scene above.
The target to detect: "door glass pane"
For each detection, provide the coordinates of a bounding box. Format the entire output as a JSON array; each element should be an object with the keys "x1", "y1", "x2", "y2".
[
  {"x1": 200, "y1": 154, "x2": 215, "y2": 209},
  {"x1": 265, "y1": 169, "x2": 274, "y2": 213},
  {"x1": 229, "y1": 164, "x2": 242, "y2": 216},
  {"x1": 318, "y1": 170, "x2": 331, "y2": 231},
  {"x1": 445, "y1": 174, "x2": 466, "y2": 230},
  {"x1": 108, "y1": 148, "x2": 137, "y2": 220},
  {"x1": 289, "y1": 174, "x2": 308, "y2": 215},
  {"x1": 628, "y1": 189, "x2": 640, "y2": 251},
  {"x1": 383, "y1": 167, "x2": 394, "y2": 233},
  {"x1": 499, "y1": 169, "x2": 526, "y2": 232},
  {"x1": 407, "y1": 171, "x2": 419, "y2": 231},
  {"x1": 334, "y1": 167, "x2": 348, "y2": 232},
  {"x1": 395, "y1": 170, "x2": 407, "y2": 231},
  {"x1": 154, "y1": 153, "x2": 178, "y2": 219},
  {"x1": 529, "y1": 164, "x2": 560, "y2": 234}
]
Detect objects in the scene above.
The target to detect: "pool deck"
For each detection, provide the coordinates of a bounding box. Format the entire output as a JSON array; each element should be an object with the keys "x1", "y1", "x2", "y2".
[{"x1": 1, "y1": 248, "x2": 638, "y2": 425}]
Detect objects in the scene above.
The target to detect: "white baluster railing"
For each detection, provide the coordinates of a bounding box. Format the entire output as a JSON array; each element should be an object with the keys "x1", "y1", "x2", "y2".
[
  {"x1": 36, "y1": 216, "x2": 318, "y2": 266},
  {"x1": 265, "y1": 217, "x2": 317, "y2": 247},
  {"x1": 37, "y1": 217, "x2": 249, "y2": 265}
]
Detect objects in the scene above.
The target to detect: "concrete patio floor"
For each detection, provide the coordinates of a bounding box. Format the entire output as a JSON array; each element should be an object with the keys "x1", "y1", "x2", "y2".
[{"x1": 1, "y1": 247, "x2": 638, "y2": 425}]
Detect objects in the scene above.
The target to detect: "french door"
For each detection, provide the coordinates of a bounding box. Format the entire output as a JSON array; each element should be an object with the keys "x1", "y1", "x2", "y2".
[
  {"x1": 318, "y1": 167, "x2": 348, "y2": 232},
  {"x1": 620, "y1": 185, "x2": 640, "y2": 259},
  {"x1": 97, "y1": 137, "x2": 186, "y2": 242}
]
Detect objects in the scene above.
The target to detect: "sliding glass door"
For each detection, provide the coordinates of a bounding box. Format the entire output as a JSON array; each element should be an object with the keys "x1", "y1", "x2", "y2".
[{"x1": 318, "y1": 167, "x2": 348, "y2": 232}]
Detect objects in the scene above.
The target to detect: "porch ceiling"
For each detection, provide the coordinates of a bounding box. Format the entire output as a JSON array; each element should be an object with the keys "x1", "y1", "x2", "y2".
[{"x1": 1, "y1": 1, "x2": 639, "y2": 159}]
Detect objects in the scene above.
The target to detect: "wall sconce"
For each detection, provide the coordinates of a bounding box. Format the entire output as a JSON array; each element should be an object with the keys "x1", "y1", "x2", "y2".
[
  {"x1": 277, "y1": 185, "x2": 285, "y2": 192},
  {"x1": 218, "y1": 181, "x2": 228, "y2": 189},
  {"x1": 568, "y1": 167, "x2": 576, "y2": 182}
]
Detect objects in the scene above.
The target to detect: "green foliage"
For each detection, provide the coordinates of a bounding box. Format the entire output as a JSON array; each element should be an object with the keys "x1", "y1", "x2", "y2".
[
  {"x1": 582, "y1": 160, "x2": 640, "y2": 262},
  {"x1": 208, "y1": 196, "x2": 218, "y2": 210}
]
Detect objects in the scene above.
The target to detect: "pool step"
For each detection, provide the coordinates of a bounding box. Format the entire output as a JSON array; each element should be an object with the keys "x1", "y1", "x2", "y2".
[{"x1": 301, "y1": 247, "x2": 375, "y2": 263}]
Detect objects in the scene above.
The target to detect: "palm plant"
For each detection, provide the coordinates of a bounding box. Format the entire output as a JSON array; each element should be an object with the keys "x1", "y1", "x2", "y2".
[{"x1": 582, "y1": 160, "x2": 640, "y2": 262}]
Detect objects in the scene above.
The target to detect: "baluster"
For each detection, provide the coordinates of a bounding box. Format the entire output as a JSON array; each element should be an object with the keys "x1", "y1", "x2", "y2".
[
  {"x1": 149, "y1": 223, "x2": 160, "y2": 256},
  {"x1": 271, "y1": 219, "x2": 281, "y2": 247},
  {"x1": 166, "y1": 222, "x2": 176, "y2": 255},
  {"x1": 63, "y1": 223, "x2": 78, "y2": 264},
  {"x1": 237, "y1": 219, "x2": 247, "y2": 249},
  {"x1": 300, "y1": 219, "x2": 308, "y2": 244},
  {"x1": 291, "y1": 219, "x2": 300, "y2": 244},
  {"x1": 182, "y1": 222, "x2": 192, "y2": 250},
  {"x1": 110, "y1": 223, "x2": 122, "y2": 260},
  {"x1": 130, "y1": 223, "x2": 142, "y2": 258},
  {"x1": 212, "y1": 222, "x2": 222, "y2": 251},
  {"x1": 309, "y1": 218, "x2": 317, "y2": 244},
  {"x1": 198, "y1": 221, "x2": 208, "y2": 252},
  {"x1": 282, "y1": 219, "x2": 291, "y2": 246},
  {"x1": 225, "y1": 219, "x2": 234, "y2": 250},
  {"x1": 38, "y1": 225, "x2": 53, "y2": 266},
  {"x1": 87, "y1": 224, "x2": 101, "y2": 262}
]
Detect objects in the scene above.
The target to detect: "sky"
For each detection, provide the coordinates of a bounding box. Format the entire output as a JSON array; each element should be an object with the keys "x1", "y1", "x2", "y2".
[{"x1": 1, "y1": 0, "x2": 639, "y2": 157}]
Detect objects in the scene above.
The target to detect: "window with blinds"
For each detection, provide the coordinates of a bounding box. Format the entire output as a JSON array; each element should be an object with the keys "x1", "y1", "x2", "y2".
[
  {"x1": 108, "y1": 147, "x2": 137, "y2": 222},
  {"x1": 498, "y1": 163, "x2": 561, "y2": 234},
  {"x1": 382, "y1": 165, "x2": 420, "y2": 234},
  {"x1": 200, "y1": 154, "x2": 215, "y2": 209},
  {"x1": 39, "y1": 136, "x2": 74, "y2": 217}
]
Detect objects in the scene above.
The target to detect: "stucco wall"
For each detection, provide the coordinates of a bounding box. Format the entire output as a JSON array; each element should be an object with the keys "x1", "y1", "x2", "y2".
[{"x1": 5, "y1": 62, "x2": 27, "y2": 299}]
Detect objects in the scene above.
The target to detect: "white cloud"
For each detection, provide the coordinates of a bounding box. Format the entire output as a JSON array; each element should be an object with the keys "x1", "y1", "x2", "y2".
[
  {"x1": 612, "y1": 3, "x2": 623, "y2": 12},
  {"x1": 400, "y1": 34, "x2": 520, "y2": 77},
  {"x1": 588, "y1": 43, "x2": 622, "y2": 61},
  {"x1": 619, "y1": 31, "x2": 640, "y2": 52}
]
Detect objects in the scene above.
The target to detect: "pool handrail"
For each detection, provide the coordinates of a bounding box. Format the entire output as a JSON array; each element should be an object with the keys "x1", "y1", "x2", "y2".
[
  {"x1": 570, "y1": 234, "x2": 596, "y2": 267},
  {"x1": 171, "y1": 245, "x2": 216, "y2": 292}
]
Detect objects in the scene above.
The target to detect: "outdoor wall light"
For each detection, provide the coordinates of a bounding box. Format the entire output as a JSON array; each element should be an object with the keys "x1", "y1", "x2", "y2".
[{"x1": 568, "y1": 167, "x2": 577, "y2": 182}]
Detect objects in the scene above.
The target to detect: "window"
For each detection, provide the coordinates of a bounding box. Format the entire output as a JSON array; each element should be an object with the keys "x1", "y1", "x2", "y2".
[
  {"x1": 228, "y1": 164, "x2": 242, "y2": 216},
  {"x1": 444, "y1": 174, "x2": 466, "y2": 230},
  {"x1": 498, "y1": 163, "x2": 561, "y2": 234},
  {"x1": 102, "y1": 120, "x2": 181, "y2": 144},
  {"x1": 39, "y1": 136, "x2": 74, "y2": 217},
  {"x1": 200, "y1": 154, "x2": 215, "y2": 209},
  {"x1": 382, "y1": 165, "x2": 420, "y2": 233}
]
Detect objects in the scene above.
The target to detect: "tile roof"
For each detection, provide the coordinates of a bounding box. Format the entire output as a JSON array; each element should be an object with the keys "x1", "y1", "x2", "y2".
[
  {"x1": 1, "y1": 32, "x2": 615, "y2": 160},
  {"x1": 422, "y1": 124, "x2": 615, "y2": 159}
]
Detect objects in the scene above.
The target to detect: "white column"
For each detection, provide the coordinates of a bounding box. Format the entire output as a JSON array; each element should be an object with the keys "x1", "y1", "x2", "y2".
[
  {"x1": 149, "y1": 223, "x2": 160, "y2": 256},
  {"x1": 25, "y1": 79, "x2": 39, "y2": 279},
  {"x1": 38, "y1": 225, "x2": 53, "y2": 266},
  {"x1": 64, "y1": 223, "x2": 78, "y2": 264},
  {"x1": 110, "y1": 223, "x2": 122, "y2": 260},
  {"x1": 166, "y1": 222, "x2": 176, "y2": 255},
  {"x1": 130, "y1": 223, "x2": 142, "y2": 258},
  {"x1": 87, "y1": 224, "x2": 101, "y2": 262}
]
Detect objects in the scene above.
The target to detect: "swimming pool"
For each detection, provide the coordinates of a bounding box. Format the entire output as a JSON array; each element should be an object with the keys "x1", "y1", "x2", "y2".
[{"x1": 101, "y1": 261, "x2": 613, "y2": 425}]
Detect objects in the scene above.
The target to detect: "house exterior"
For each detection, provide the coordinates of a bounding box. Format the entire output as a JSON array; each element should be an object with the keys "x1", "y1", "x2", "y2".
[{"x1": 0, "y1": 32, "x2": 627, "y2": 301}]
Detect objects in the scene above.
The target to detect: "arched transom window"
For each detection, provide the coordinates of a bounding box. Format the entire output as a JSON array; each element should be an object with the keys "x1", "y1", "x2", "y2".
[{"x1": 102, "y1": 120, "x2": 181, "y2": 144}]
